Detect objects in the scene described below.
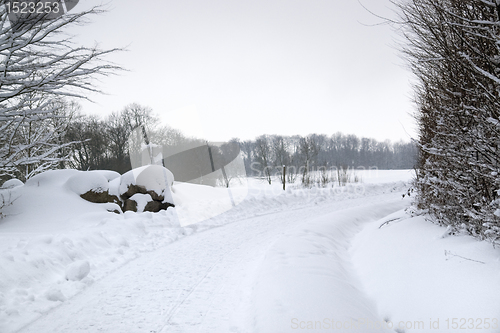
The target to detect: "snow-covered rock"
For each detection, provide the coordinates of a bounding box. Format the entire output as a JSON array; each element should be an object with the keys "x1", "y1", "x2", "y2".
[
  {"x1": 109, "y1": 176, "x2": 121, "y2": 198},
  {"x1": 119, "y1": 165, "x2": 174, "y2": 197},
  {"x1": 22, "y1": 167, "x2": 176, "y2": 213},
  {"x1": 65, "y1": 172, "x2": 109, "y2": 195},
  {"x1": 64, "y1": 171, "x2": 123, "y2": 209},
  {"x1": 119, "y1": 165, "x2": 175, "y2": 212}
]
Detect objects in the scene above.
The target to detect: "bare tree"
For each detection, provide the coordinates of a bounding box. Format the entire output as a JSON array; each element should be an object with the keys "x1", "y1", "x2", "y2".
[
  {"x1": 0, "y1": 3, "x2": 123, "y2": 179},
  {"x1": 395, "y1": 0, "x2": 500, "y2": 240},
  {"x1": 253, "y1": 135, "x2": 273, "y2": 184},
  {"x1": 298, "y1": 135, "x2": 321, "y2": 186},
  {"x1": 6, "y1": 92, "x2": 76, "y2": 180},
  {"x1": 271, "y1": 135, "x2": 290, "y2": 180},
  {"x1": 65, "y1": 114, "x2": 108, "y2": 171}
]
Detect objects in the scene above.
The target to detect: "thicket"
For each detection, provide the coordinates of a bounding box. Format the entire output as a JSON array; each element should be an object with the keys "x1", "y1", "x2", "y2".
[{"x1": 395, "y1": 0, "x2": 500, "y2": 240}]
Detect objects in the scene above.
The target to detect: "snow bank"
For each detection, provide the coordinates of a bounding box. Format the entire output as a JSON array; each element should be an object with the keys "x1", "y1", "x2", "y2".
[
  {"x1": 0, "y1": 208, "x2": 182, "y2": 332},
  {"x1": 25, "y1": 169, "x2": 79, "y2": 187},
  {"x1": 351, "y1": 210, "x2": 500, "y2": 333},
  {"x1": 1, "y1": 171, "x2": 114, "y2": 234}
]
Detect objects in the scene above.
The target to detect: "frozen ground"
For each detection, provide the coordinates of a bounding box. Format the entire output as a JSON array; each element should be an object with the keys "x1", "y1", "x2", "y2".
[{"x1": 0, "y1": 169, "x2": 499, "y2": 333}]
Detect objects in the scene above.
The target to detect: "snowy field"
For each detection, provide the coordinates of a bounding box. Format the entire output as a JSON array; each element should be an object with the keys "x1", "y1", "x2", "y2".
[{"x1": 0, "y1": 169, "x2": 499, "y2": 332}]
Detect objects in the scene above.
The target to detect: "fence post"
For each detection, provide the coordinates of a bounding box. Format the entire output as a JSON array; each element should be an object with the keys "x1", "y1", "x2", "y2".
[{"x1": 282, "y1": 165, "x2": 286, "y2": 191}]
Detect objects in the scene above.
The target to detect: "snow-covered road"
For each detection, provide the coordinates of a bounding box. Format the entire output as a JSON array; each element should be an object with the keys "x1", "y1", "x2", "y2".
[{"x1": 16, "y1": 193, "x2": 407, "y2": 333}]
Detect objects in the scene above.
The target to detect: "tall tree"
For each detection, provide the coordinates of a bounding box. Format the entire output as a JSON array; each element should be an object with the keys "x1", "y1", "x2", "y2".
[
  {"x1": 253, "y1": 135, "x2": 273, "y2": 184},
  {"x1": 11, "y1": 95, "x2": 80, "y2": 180},
  {"x1": 0, "y1": 3, "x2": 122, "y2": 179},
  {"x1": 65, "y1": 114, "x2": 108, "y2": 171}
]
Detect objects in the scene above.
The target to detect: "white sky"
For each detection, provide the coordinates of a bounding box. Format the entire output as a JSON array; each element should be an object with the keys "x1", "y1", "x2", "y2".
[{"x1": 73, "y1": 0, "x2": 417, "y2": 143}]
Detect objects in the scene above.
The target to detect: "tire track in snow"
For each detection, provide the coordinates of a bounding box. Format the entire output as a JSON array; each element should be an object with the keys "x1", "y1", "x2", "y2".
[{"x1": 252, "y1": 199, "x2": 408, "y2": 333}]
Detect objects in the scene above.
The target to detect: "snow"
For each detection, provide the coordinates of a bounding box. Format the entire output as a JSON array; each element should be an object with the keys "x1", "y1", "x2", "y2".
[
  {"x1": 89, "y1": 170, "x2": 120, "y2": 182},
  {"x1": 172, "y1": 181, "x2": 248, "y2": 226},
  {"x1": 44, "y1": 289, "x2": 66, "y2": 303},
  {"x1": 0, "y1": 179, "x2": 23, "y2": 189},
  {"x1": 65, "y1": 171, "x2": 109, "y2": 195},
  {"x1": 351, "y1": 210, "x2": 500, "y2": 333},
  {"x1": 119, "y1": 165, "x2": 174, "y2": 196},
  {"x1": 119, "y1": 165, "x2": 175, "y2": 205},
  {"x1": 252, "y1": 199, "x2": 407, "y2": 333},
  {"x1": 24, "y1": 169, "x2": 80, "y2": 188},
  {"x1": 129, "y1": 193, "x2": 152, "y2": 212},
  {"x1": 1, "y1": 170, "x2": 112, "y2": 233},
  {"x1": 65, "y1": 260, "x2": 91, "y2": 281},
  {"x1": 0, "y1": 168, "x2": 499, "y2": 332}
]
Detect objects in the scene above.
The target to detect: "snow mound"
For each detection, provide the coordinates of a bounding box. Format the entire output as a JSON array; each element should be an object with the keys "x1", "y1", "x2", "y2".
[
  {"x1": 0, "y1": 179, "x2": 23, "y2": 189},
  {"x1": 108, "y1": 176, "x2": 121, "y2": 198},
  {"x1": 65, "y1": 260, "x2": 90, "y2": 281},
  {"x1": 45, "y1": 289, "x2": 66, "y2": 302},
  {"x1": 25, "y1": 169, "x2": 79, "y2": 187},
  {"x1": 65, "y1": 172, "x2": 109, "y2": 195},
  {"x1": 90, "y1": 170, "x2": 120, "y2": 182}
]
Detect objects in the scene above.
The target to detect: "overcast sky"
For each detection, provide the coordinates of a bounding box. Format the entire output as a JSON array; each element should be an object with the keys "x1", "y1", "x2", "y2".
[{"x1": 74, "y1": 0, "x2": 416, "y2": 143}]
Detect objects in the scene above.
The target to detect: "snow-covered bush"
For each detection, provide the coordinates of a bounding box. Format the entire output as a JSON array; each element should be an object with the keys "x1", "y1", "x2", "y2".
[
  {"x1": 0, "y1": 179, "x2": 23, "y2": 189},
  {"x1": 396, "y1": 0, "x2": 500, "y2": 240},
  {"x1": 0, "y1": 179, "x2": 23, "y2": 219}
]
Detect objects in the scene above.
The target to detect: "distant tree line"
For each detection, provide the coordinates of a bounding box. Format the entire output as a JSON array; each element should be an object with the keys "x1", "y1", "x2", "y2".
[
  {"x1": 239, "y1": 134, "x2": 417, "y2": 183},
  {"x1": 1, "y1": 99, "x2": 417, "y2": 183},
  {"x1": 61, "y1": 103, "x2": 206, "y2": 175}
]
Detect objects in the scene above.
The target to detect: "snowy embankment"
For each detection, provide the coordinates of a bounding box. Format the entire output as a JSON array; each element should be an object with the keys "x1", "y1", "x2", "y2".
[
  {"x1": 0, "y1": 169, "x2": 409, "y2": 332},
  {"x1": 10, "y1": 193, "x2": 407, "y2": 333},
  {"x1": 352, "y1": 210, "x2": 500, "y2": 333},
  {"x1": 1, "y1": 169, "x2": 499, "y2": 333}
]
